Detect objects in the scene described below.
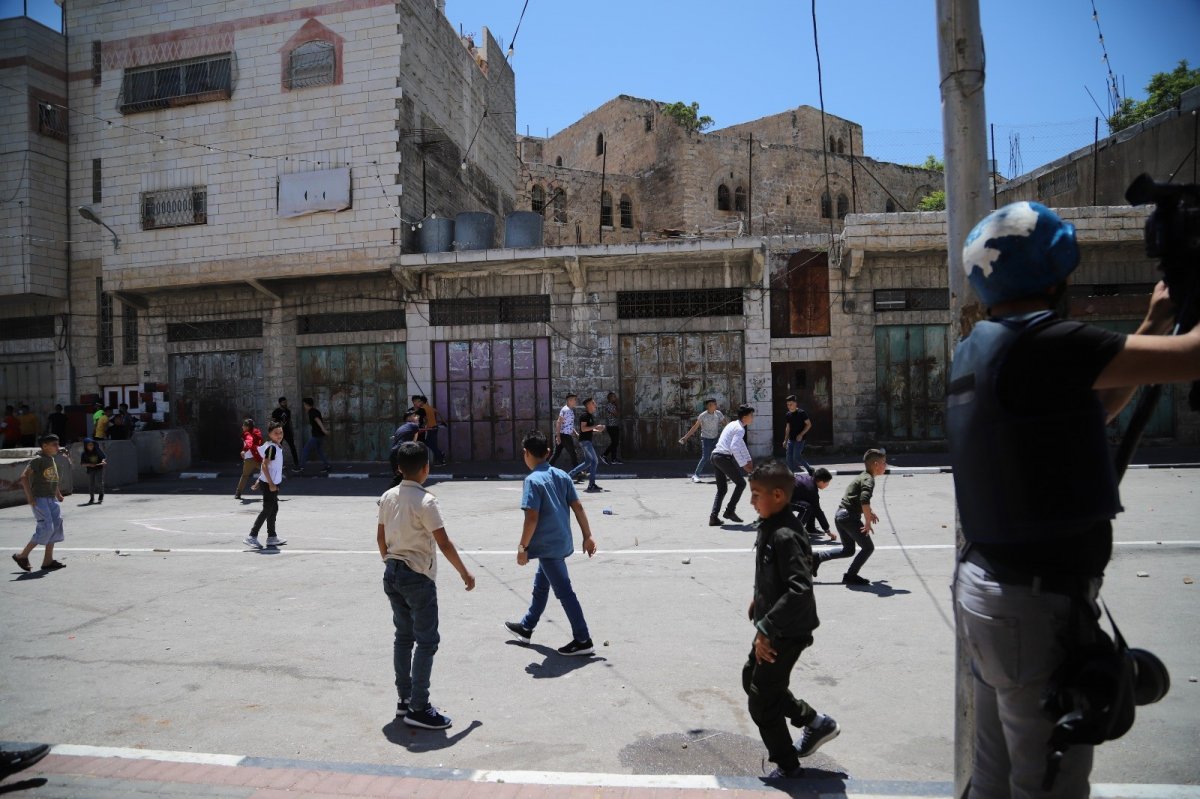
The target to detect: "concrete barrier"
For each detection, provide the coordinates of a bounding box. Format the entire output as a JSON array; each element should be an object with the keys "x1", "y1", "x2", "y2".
[
  {"x1": 70, "y1": 440, "x2": 138, "y2": 491},
  {"x1": 132, "y1": 429, "x2": 191, "y2": 474},
  {"x1": 0, "y1": 449, "x2": 75, "y2": 508}
]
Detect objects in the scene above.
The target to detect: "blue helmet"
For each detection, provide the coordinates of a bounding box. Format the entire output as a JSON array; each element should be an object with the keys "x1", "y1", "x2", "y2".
[{"x1": 962, "y1": 201, "x2": 1079, "y2": 306}]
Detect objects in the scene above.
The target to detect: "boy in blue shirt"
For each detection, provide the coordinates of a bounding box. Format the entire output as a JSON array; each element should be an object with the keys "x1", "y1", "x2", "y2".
[{"x1": 504, "y1": 430, "x2": 598, "y2": 656}]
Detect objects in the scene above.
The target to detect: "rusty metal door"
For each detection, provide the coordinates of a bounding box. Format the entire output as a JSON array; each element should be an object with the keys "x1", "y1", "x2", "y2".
[
  {"x1": 619, "y1": 331, "x2": 745, "y2": 458},
  {"x1": 298, "y1": 343, "x2": 407, "y2": 461},
  {"x1": 875, "y1": 324, "x2": 948, "y2": 440},
  {"x1": 772, "y1": 361, "x2": 833, "y2": 453},
  {"x1": 169, "y1": 350, "x2": 264, "y2": 462},
  {"x1": 433, "y1": 337, "x2": 552, "y2": 462}
]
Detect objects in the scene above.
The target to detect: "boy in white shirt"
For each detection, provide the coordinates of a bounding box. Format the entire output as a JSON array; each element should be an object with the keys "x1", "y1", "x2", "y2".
[
  {"x1": 709, "y1": 404, "x2": 756, "y2": 526},
  {"x1": 244, "y1": 422, "x2": 287, "y2": 549},
  {"x1": 378, "y1": 441, "x2": 475, "y2": 730}
]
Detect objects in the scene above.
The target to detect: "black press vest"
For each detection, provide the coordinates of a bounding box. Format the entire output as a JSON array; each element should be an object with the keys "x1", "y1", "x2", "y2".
[{"x1": 946, "y1": 312, "x2": 1121, "y2": 544}]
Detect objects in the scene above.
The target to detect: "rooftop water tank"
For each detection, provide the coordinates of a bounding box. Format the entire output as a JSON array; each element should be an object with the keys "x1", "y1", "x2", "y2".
[
  {"x1": 453, "y1": 212, "x2": 495, "y2": 251},
  {"x1": 417, "y1": 217, "x2": 454, "y2": 253}
]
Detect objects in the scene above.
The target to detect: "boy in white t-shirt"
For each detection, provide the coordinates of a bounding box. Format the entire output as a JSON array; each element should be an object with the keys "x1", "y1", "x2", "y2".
[
  {"x1": 378, "y1": 441, "x2": 475, "y2": 730},
  {"x1": 244, "y1": 422, "x2": 287, "y2": 550}
]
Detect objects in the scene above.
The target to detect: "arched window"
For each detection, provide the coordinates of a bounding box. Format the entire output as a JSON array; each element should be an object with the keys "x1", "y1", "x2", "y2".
[
  {"x1": 885, "y1": 198, "x2": 896, "y2": 213},
  {"x1": 287, "y1": 40, "x2": 336, "y2": 89},
  {"x1": 531, "y1": 185, "x2": 545, "y2": 214},
  {"x1": 552, "y1": 189, "x2": 566, "y2": 223},
  {"x1": 619, "y1": 194, "x2": 633, "y2": 229},
  {"x1": 555, "y1": 156, "x2": 562, "y2": 167},
  {"x1": 716, "y1": 184, "x2": 731, "y2": 211},
  {"x1": 837, "y1": 138, "x2": 845, "y2": 154},
  {"x1": 600, "y1": 191, "x2": 613, "y2": 227},
  {"x1": 829, "y1": 136, "x2": 836, "y2": 152},
  {"x1": 836, "y1": 194, "x2": 849, "y2": 219},
  {"x1": 596, "y1": 132, "x2": 605, "y2": 156},
  {"x1": 820, "y1": 192, "x2": 832, "y2": 219},
  {"x1": 734, "y1": 186, "x2": 747, "y2": 212}
]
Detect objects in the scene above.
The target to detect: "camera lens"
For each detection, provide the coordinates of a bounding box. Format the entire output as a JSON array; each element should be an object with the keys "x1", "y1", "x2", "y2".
[{"x1": 1128, "y1": 648, "x2": 1170, "y2": 706}]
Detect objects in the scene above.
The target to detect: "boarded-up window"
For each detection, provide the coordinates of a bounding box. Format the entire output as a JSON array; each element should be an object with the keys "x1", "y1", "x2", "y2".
[
  {"x1": 770, "y1": 250, "x2": 830, "y2": 337},
  {"x1": 716, "y1": 184, "x2": 731, "y2": 211}
]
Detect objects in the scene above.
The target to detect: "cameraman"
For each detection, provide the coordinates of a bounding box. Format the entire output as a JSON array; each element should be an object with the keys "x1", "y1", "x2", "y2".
[{"x1": 947, "y1": 201, "x2": 1200, "y2": 798}]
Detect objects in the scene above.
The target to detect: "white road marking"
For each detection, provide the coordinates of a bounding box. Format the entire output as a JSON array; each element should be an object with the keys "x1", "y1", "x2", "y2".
[{"x1": 50, "y1": 743, "x2": 241, "y2": 767}]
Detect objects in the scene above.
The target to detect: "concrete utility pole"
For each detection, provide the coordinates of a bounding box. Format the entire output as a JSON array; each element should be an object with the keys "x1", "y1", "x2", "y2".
[{"x1": 935, "y1": 0, "x2": 989, "y2": 796}]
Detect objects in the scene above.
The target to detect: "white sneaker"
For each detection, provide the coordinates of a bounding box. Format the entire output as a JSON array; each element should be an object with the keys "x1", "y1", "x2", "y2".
[
  {"x1": 265, "y1": 536, "x2": 287, "y2": 547},
  {"x1": 243, "y1": 536, "x2": 263, "y2": 550},
  {"x1": 691, "y1": 475, "x2": 702, "y2": 483}
]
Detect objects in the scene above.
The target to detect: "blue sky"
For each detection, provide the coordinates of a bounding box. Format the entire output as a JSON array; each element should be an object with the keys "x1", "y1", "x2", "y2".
[{"x1": 446, "y1": 0, "x2": 1200, "y2": 175}]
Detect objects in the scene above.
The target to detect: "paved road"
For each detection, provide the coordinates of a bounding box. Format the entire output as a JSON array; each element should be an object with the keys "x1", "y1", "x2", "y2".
[{"x1": 2, "y1": 469, "x2": 1198, "y2": 789}]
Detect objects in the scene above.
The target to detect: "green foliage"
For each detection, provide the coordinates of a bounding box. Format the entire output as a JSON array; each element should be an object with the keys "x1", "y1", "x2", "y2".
[
  {"x1": 916, "y1": 190, "x2": 946, "y2": 211},
  {"x1": 661, "y1": 101, "x2": 714, "y2": 134},
  {"x1": 913, "y1": 154, "x2": 945, "y2": 172},
  {"x1": 1107, "y1": 60, "x2": 1200, "y2": 133}
]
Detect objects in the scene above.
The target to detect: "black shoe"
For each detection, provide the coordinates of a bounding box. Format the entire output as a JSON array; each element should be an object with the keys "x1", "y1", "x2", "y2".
[
  {"x1": 97, "y1": 498, "x2": 103, "y2": 504},
  {"x1": 403, "y1": 705, "x2": 452, "y2": 729},
  {"x1": 709, "y1": 515, "x2": 722, "y2": 527},
  {"x1": 723, "y1": 508, "x2": 744, "y2": 523},
  {"x1": 585, "y1": 485, "x2": 604, "y2": 493},
  {"x1": 811, "y1": 557, "x2": 821, "y2": 579},
  {"x1": 0, "y1": 743, "x2": 50, "y2": 778},
  {"x1": 396, "y1": 698, "x2": 408, "y2": 717},
  {"x1": 842, "y1": 573, "x2": 870, "y2": 586},
  {"x1": 765, "y1": 764, "x2": 805, "y2": 780},
  {"x1": 323, "y1": 465, "x2": 333, "y2": 473},
  {"x1": 557, "y1": 638, "x2": 594, "y2": 656},
  {"x1": 504, "y1": 620, "x2": 533, "y2": 644},
  {"x1": 795, "y1": 714, "x2": 840, "y2": 757}
]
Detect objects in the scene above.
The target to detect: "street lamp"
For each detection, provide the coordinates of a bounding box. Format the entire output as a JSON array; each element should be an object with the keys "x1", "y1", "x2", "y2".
[{"x1": 77, "y1": 206, "x2": 120, "y2": 251}]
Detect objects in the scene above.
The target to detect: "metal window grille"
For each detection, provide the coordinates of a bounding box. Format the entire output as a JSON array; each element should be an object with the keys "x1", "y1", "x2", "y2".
[
  {"x1": 119, "y1": 53, "x2": 233, "y2": 114},
  {"x1": 166, "y1": 318, "x2": 262, "y2": 342},
  {"x1": 616, "y1": 289, "x2": 743, "y2": 320},
  {"x1": 297, "y1": 309, "x2": 406, "y2": 335},
  {"x1": 619, "y1": 195, "x2": 633, "y2": 229},
  {"x1": 0, "y1": 316, "x2": 55, "y2": 340},
  {"x1": 97, "y1": 279, "x2": 114, "y2": 366},
  {"x1": 531, "y1": 185, "x2": 545, "y2": 214},
  {"x1": 734, "y1": 186, "x2": 747, "y2": 213},
  {"x1": 287, "y1": 40, "x2": 336, "y2": 89},
  {"x1": 873, "y1": 288, "x2": 950, "y2": 312},
  {"x1": 717, "y1": 184, "x2": 730, "y2": 211},
  {"x1": 429, "y1": 296, "x2": 550, "y2": 326},
  {"x1": 600, "y1": 192, "x2": 613, "y2": 227},
  {"x1": 142, "y1": 186, "x2": 207, "y2": 230},
  {"x1": 37, "y1": 101, "x2": 67, "y2": 141},
  {"x1": 92, "y1": 40, "x2": 102, "y2": 86},
  {"x1": 92, "y1": 159, "x2": 102, "y2": 204},
  {"x1": 820, "y1": 193, "x2": 832, "y2": 219},
  {"x1": 123, "y1": 305, "x2": 138, "y2": 364}
]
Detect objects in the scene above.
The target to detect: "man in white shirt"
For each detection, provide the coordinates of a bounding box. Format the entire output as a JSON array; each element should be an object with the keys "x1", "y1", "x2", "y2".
[
  {"x1": 709, "y1": 404, "x2": 755, "y2": 526},
  {"x1": 550, "y1": 393, "x2": 580, "y2": 470},
  {"x1": 680, "y1": 398, "x2": 726, "y2": 482}
]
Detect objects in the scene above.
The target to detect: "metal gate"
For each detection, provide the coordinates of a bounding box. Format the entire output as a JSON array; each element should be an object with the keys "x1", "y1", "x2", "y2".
[
  {"x1": 619, "y1": 331, "x2": 745, "y2": 458},
  {"x1": 875, "y1": 324, "x2": 948, "y2": 440},
  {"x1": 298, "y1": 343, "x2": 407, "y2": 461},
  {"x1": 432, "y1": 337, "x2": 552, "y2": 462},
  {"x1": 169, "y1": 350, "x2": 264, "y2": 462},
  {"x1": 0, "y1": 358, "x2": 55, "y2": 421}
]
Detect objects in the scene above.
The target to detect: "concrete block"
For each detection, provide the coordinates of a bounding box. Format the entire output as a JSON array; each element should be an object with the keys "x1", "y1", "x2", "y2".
[
  {"x1": 0, "y1": 451, "x2": 73, "y2": 508},
  {"x1": 132, "y1": 429, "x2": 192, "y2": 474},
  {"x1": 69, "y1": 440, "x2": 138, "y2": 489}
]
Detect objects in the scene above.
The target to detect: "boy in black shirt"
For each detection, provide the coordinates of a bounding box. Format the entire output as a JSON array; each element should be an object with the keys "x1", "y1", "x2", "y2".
[
  {"x1": 744, "y1": 460, "x2": 839, "y2": 779},
  {"x1": 567, "y1": 398, "x2": 605, "y2": 493},
  {"x1": 781, "y1": 395, "x2": 812, "y2": 474}
]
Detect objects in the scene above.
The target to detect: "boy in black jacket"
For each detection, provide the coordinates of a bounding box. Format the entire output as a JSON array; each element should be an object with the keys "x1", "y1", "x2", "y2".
[{"x1": 745, "y1": 460, "x2": 840, "y2": 779}]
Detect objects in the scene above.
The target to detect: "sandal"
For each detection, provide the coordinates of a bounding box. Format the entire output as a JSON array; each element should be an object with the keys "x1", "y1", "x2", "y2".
[
  {"x1": 11, "y1": 554, "x2": 31, "y2": 572},
  {"x1": 41, "y1": 560, "x2": 66, "y2": 571}
]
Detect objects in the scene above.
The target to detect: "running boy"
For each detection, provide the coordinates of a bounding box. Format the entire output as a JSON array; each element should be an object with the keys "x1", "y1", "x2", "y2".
[
  {"x1": 504, "y1": 430, "x2": 597, "y2": 656},
  {"x1": 378, "y1": 441, "x2": 476, "y2": 730},
  {"x1": 681, "y1": 398, "x2": 726, "y2": 483},
  {"x1": 568, "y1": 397, "x2": 605, "y2": 492},
  {"x1": 80, "y1": 437, "x2": 107, "y2": 505},
  {"x1": 244, "y1": 422, "x2": 287, "y2": 550},
  {"x1": 709, "y1": 404, "x2": 755, "y2": 526},
  {"x1": 745, "y1": 460, "x2": 839, "y2": 779},
  {"x1": 11, "y1": 434, "x2": 67, "y2": 572},
  {"x1": 812, "y1": 449, "x2": 886, "y2": 586}
]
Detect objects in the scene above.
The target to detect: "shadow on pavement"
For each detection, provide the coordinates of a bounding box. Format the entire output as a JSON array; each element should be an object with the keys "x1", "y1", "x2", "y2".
[
  {"x1": 0, "y1": 777, "x2": 48, "y2": 794},
  {"x1": 756, "y1": 772, "x2": 849, "y2": 796},
  {"x1": 504, "y1": 641, "x2": 607, "y2": 679},
  {"x1": 381, "y1": 718, "x2": 481, "y2": 752},
  {"x1": 846, "y1": 580, "x2": 911, "y2": 598}
]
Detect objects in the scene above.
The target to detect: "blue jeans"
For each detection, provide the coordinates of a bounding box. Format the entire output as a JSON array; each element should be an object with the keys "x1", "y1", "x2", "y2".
[
  {"x1": 694, "y1": 436, "x2": 717, "y2": 477},
  {"x1": 383, "y1": 559, "x2": 440, "y2": 710},
  {"x1": 569, "y1": 441, "x2": 599, "y2": 488},
  {"x1": 424, "y1": 428, "x2": 444, "y2": 463},
  {"x1": 520, "y1": 557, "x2": 590, "y2": 642},
  {"x1": 300, "y1": 435, "x2": 329, "y2": 467},
  {"x1": 817, "y1": 508, "x2": 874, "y2": 576},
  {"x1": 785, "y1": 439, "x2": 812, "y2": 473}
]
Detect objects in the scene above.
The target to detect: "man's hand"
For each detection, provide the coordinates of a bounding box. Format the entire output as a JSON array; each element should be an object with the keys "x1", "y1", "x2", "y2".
[
  {"x1": 461, "y1": 571, "x2": 476, "y2": 591},
  {"x1": 869, "y1": 511, "x2": 879, "y2": 524},
  {"x1": 825, "y1": 529, "x2": 837, "y2": 541},
  {"x1": 743, "y1": 461, "x2": 754, "y2": 474},
  {"x1": 861, "y1": 522, "x2": 873, "y2": 536},
  {"x1": 748, "y1": 599, "x2": 755, "y2": 622},
  {"x1": 269, "y1": 484, "x2": 278, "y2": 492},
  {"x1": 1143, "y1": 280, "x2": 1177, "y2": 333},
  {"x1": 582, "y1": 536, "x2": 597, "y2": 557},
  {"x1": 754, "y1": 632, "x2": 777, "y2": 664},
  {"x1": 517, "y1": 550, "x2": 529, "y2": 566},
  {"x1": 55, "y1": 493, "x2": 64, "y2": 503}
]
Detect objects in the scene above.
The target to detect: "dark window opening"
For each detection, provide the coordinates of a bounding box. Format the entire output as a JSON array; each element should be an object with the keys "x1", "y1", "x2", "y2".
[
  {"x1": 531, "y1": 184, "x2": 545, "y2": 214},
  {"x1": 166, "y1": 318, "x2": 263, "y2": 342},
  {"x1": 600, "y1": 191, "x2": 613, "y2": 227},
  {"x1": 820, "y1": 192, "x2": 831, "y2": 219},
  {"x1": 297, "y1": 309, "x2": 405, "y2": 335},
  {"x1": 287, "y1": 40, "x2": 336, "y2": 89},
  {"x1": 619, "y1": 194, "x2": 633, "y2": 229},
  {"x1": 836, "y1": 194, "x2": 849, "y2": 219},
  {"x1": 122, "y1": 305, "x2": 138, "y2": 364},
  {"x1": 786, "y1": 194, "x2": 792, "y2": 206},
  {"x1": 120, "y1": 53, "x2": 233, "y2": 114},
  {"x1": 555, "y1": 156, "x2": 562, "y2": 167},
  {"x1": 616, "y1": 288, "x2": 743, "y2": 319},
  {"x1": 429, "y1": 295, "x2": 550, "y2": 326},
  {"x1": 92, "y1": 40, "x2": 102, "y2": 86},
  {"x1": 97, "y1": 278, "x2": 113, "y2": 366},
  {"x1": 829, "y1": 136, "x2": 836, "y2": 152},
  {"x1": 716, "y1": 184, "x2": 731, "y2": 211},
  {"x1": 644, "y1": 114, "x2": 653, "y2": 132},
  {"x1": 873, "y1": 288, "x2": 950, "y2": 311},
  {"x1": 837, "y1": 138, "x2": 845, "y2": 154},
  {"x1": 0, "y1": 316, "x2": 55, "y2": 340},
  {"x1": 37, "y1": 101, "x2": 67, "y2": 141},
  {"x1": 92, "y1": 159, "x2": 102, "y2": 204},
  {"x1": 596, "y1": 132, "x2": 605, "y2": 156},
  {"x1": 734, "y1": 186, "x2": 747, "y2": 213},
  {"x1": 885, "y1": 198, "x2": 896, "y2": 213}
]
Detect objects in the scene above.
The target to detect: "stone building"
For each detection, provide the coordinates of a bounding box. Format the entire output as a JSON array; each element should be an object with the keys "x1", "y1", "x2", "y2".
[
  {"x1": 515, "y1": 95, "x2": 944, "y2": 247},
  {"x1": 0, "y1": 0, "x2": 518, "y2": 460}
]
